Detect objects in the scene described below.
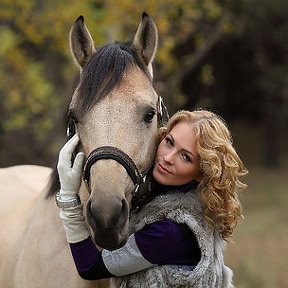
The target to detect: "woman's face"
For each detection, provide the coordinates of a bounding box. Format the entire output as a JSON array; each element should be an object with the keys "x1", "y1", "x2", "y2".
[{"x1": 153, "y1": 122, "x2": 202, "y2": 186}]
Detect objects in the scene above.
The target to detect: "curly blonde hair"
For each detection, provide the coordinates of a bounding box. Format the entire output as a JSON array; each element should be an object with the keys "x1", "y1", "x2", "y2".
[{"x1": 158, "y1": 109, "x2": 248, "y2": 241}]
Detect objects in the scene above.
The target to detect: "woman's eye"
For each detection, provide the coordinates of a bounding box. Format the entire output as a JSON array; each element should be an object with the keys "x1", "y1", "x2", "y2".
[
  {"x1": 144, "y1": 109, "x2": 156, "y2": 123},
  {"x1": 182, "y1": 154, "x2": 191, "y2": 163},
  {"x1": 165, "y1": 137, "x2": 173, "y2": 146}
]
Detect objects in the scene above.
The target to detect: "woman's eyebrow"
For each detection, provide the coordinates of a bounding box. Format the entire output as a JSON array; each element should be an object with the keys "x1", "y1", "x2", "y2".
[{"x1": 167, "y1": 133, "x2": 174, "y2": 142}]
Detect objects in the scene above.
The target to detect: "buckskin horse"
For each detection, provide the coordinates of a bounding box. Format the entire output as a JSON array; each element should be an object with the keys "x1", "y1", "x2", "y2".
[{"x1": 0, "y1": 12, "x2": 167, "y2": 288}]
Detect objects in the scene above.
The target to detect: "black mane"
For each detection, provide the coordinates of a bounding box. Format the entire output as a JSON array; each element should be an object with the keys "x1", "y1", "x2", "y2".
[
  {"x1": 78, "y1": 42, "x2": 151, "y2": 113},
  {"x1": 46, "y1": 42, "x2": 151, "y2": 198}
]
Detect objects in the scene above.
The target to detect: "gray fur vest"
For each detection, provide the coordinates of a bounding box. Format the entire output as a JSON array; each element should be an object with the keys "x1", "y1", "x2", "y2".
[{"x1": 110, "y1": 190, "x2": 234, "y2": 288}]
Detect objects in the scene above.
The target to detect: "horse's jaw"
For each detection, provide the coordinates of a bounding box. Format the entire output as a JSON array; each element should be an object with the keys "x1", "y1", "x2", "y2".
[{"x1": 91, "y1": 221, "x2": 129, "y2": 251}]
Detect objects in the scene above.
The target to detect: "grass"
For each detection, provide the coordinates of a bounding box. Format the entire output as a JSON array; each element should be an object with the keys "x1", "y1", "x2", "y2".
[{"x1": 225, "y1": 166, "x2": 288, "y2": 288}]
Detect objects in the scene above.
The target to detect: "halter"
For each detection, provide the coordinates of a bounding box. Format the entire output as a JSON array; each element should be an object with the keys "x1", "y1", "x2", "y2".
[
  {"x1": 68, "y1": 95, "x2": 169, "y2": 196},
  {"x1": 83, "y1": 146, "x2": 145, "y2": 195}
]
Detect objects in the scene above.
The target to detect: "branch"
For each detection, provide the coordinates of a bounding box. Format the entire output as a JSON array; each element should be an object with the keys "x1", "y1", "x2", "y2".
[{"x1": 171, "y1": 12, "x2": 230, "y2": 87}]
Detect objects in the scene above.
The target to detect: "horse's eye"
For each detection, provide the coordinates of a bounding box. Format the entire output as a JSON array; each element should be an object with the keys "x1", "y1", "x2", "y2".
[{"x1": 144, "y1": 109, "x2": 156, "y2": 123}]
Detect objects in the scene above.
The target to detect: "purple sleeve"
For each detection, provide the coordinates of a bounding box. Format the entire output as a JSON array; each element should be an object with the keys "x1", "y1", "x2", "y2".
[
  {"x1": 69, "y1": 220, "x2": 200, "y2": 280},
  {"x1": 69, "y1": 236, "x2": 113, "y2": 279},
  {"x1": 134, "y1": 219, "x2": 201, "y2": 266}
]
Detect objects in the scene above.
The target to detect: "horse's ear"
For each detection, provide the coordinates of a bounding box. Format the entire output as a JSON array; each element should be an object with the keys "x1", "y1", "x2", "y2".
[
  {"x1": 132, "y1": 12, "x2": 158, "y2": 77},
  {"x1": 69, "y1": 16, "x2": 95, "y2": 69}
]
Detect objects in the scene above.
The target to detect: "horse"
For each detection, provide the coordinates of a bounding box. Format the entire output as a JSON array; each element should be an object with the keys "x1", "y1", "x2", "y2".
[{"x1": 0, "y1": 12, "x2": 165, "y2": 288}]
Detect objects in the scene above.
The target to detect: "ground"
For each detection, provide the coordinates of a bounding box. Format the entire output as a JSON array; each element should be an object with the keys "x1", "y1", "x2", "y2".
[{"x1": 225, "y1": 166, "x2": 288, "y2": 288}]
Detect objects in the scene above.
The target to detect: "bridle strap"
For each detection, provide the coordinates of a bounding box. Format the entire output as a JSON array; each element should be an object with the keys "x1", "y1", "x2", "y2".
[
  {"x1": 83, "y1": 146, "x2": 143, "y2": 187},
  {"x1": 157, "y1": 95, "x2": 169, "y2": 127}
]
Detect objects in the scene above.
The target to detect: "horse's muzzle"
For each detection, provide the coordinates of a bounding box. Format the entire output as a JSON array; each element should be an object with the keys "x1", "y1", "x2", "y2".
[{"x1": 86, "y1": 196, "x2": 129, "y2": 250}]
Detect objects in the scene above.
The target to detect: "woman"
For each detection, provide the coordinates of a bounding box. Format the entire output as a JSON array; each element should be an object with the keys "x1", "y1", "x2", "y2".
[{"x1": 56, "y1": 109, "x2": 248, "y2": 287}]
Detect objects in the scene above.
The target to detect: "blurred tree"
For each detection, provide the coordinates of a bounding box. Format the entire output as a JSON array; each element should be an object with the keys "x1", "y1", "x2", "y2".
[
  {"x1": 0, "y1": 0, "x2": 106, "y2": 166},
  {"x1": 234, "y1": 0, "x2": 288, "y2": 167},
  {"x1": 0, "y1": 0, "x2": 287, "y2": 168},
  {"x1": 0, "y1": 0, "x2": 227, "y2": 166},
  {"x1": 178, "y1": 0, "x2": 288, "y2": 167}
]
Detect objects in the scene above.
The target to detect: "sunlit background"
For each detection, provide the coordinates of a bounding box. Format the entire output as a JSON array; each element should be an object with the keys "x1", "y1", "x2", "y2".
[{"x1": 0, "y1": 1, "x2": 287, "y2": 287}]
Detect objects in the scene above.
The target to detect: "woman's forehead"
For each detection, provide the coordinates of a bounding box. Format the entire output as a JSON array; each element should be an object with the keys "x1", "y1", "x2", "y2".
[{"x1": 169, "y1": 122, "x2": 197, "y2": 151}]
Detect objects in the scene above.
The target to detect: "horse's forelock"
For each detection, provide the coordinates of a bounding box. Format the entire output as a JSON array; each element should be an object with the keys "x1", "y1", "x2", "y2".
[{"x1": 76, "y1": 42, "x2": 151, "y2": 114}]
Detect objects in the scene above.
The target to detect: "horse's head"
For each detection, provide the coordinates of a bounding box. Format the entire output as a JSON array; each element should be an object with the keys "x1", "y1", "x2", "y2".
[{"x1": 68, "y1": 13, "x2": 159, "y2": 250}]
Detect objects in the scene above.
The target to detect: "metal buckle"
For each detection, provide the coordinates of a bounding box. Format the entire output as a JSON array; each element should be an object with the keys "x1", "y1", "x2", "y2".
[{"x1": 157, "y1": 95, "x2": 169, "y2": 127}]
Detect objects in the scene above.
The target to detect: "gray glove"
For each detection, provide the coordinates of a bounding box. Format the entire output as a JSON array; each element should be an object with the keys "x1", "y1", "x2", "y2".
[
  {"x1": 57, "y1": 134, "x2": 90, "y2": 243},
  {"x1": 57, "y1": 134, "x2": 85, "y2": 201}
]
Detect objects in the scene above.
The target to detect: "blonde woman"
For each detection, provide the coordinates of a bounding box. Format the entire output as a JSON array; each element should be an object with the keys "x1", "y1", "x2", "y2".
[{"x1": 56, "y1": 109, "x2": 248, "y2": 287}]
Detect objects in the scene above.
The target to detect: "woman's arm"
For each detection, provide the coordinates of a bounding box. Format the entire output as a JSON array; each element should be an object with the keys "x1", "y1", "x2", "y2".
[
  {"x1": 69, "y1": 219, "x2": 201, "y2": 280},
  {"x1": 69, "y1": 237, "x2": 113, "y2": 280}
]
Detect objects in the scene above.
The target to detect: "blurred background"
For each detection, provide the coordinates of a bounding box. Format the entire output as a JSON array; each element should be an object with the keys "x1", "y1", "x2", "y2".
[{"x1": 0, "y1": 0, "x2": 287, "y2": 287}]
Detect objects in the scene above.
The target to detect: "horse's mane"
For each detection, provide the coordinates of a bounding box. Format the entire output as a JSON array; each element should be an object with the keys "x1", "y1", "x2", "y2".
[{"x1": 46, "y1": 42, "x2": 151, "y2": 198}]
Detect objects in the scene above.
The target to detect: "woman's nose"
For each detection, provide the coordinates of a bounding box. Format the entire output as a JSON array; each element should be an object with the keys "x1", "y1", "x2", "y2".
[{"x1": 163, "y1": 150, "x2": 175, "y2": 164}]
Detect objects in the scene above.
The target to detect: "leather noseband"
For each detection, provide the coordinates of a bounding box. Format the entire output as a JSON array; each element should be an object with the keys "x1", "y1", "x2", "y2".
[{"x1": 83, "y1": 146, "x2": 144, "y2": 194}]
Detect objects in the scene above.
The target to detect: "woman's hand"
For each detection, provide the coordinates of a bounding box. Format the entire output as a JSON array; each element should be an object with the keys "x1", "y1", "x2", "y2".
[
  {"x1": 56, "y1": 134, "x2": 90, "y2": 243},
  {"x1": 57, "y1": 134, "x2": 85, "y2": 201}
]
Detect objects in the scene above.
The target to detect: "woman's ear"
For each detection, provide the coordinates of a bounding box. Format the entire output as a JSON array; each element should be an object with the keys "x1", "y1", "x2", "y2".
[{"x1": 196, "y1": 170, "x2": 203, "y2": 183}]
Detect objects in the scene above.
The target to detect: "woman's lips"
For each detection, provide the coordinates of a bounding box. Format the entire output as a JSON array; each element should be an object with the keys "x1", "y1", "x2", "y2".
[{"x1": 157, "y1": 163, "x2": 171, "y2": 174}]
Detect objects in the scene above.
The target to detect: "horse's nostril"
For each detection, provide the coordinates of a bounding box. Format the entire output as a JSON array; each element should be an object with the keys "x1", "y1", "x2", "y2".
[{"x1": 87, "y1": 197, "x2": 129, "y2": 227}]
